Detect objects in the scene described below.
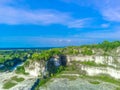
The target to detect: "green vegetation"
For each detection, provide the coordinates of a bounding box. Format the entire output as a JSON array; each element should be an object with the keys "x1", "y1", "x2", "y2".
[
  {"x1": 94, "y1": 74, "x2": 120, "y2": 85},
  {"x1": 79, "y1": 61, "x2": 107, "y2": 67},
  {"x1": 56, "y1": 75, "x2": 78, "y2": 80},
  {"x1": 15, "y1": 66, "x2": 28, "y2": 75},
  {"x1": 24, "y1": 60, "x2": 30, "y2": 67},
  {"x1": 0, "y1": 56, "x2": 5, "y2": 63},
  {"x1": 36, "y1": 66, "x2": 65, "y2": 90},
  {"x1": 81, "y1": 47, "x2": 93, "y2": 55},
  {"x1": 35, "y1": 65, "x2": 65, "y2": 89},
  {"x1": 116, "y1": 87, "x2": 120, "y2": 90},
  {"x1": 63, "y1": 47, "x2": 79, "y2": 55},
  {"x1": 99, "y1": 41, "x2": 120, "y2": 51},
  {"x1": 1, "y1": 41, "x2": 120, "y2": 89},
  {"x1": 80, "y1": 61, "x2": 97, "y2": 66},
  {"x1": 11, "y1": 76, "x2": 24, "y2": 82},
  {"x1": 1, "y1": 41, "x2": 120, "y2": 64},
  {"x1": 37, "y1": 78, "x2": 51, "y2": 87},
  {"x1": 80, "y1": 74, "x2": 120, "y2": 86},
  {"x1": 3, "y1": 76, "x2": 24, "y2": 89},
  {"x1": 57, "y1": 66, "x2": 65, "y2": 73},
  {"x1": 0, "y1": 50, "x2": 28, "y2": 63},
  {"x1": 64, "y1": 61, "x2": 85, "y2": 75},
  {"x1": 89, "y1": 81, "x2": 100, "y2": 84},
  {"x1": 81, "y1": 41, "x2": 120, "y2": 51},
  {"x1": 62, "y1": 41, "x2": 120, "y2": 56},
  {"x1": 3, "y1": 81, "x2": 17, "y2": 89},
  {"x1": 32, "y1": 48, "x2": 62, "y2": 61}
]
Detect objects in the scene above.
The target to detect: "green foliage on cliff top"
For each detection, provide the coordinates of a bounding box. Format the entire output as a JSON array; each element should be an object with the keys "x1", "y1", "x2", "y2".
[
  {"x1": 32, "y1": 48, "x2": 63, "y2": 61},
  {"x1": 1, "y1": 41, "x2": 120, "y2": 63},
  {"x1": 81, "y1": 41, "x2": 120, "y2": 51},
  {"x1": 81, "y1": 47, "x2": 93, "y2": 55}
]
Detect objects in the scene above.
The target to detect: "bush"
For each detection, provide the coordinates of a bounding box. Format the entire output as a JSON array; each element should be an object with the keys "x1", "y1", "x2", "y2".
[
  {"x1": 81, "y1": 48, "x2": 93, "y2": 55},
  {"x1": 15, "y1": 66, "x2": 27, "y2": 74}
]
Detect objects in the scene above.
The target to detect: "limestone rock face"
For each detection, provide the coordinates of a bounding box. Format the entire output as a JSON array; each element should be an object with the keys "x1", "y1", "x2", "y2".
[
  {"x1": 81, "y1": 66, "x2": 120, "y2": 79},
  {"x1": 65, "y1": 47, "x2": 120, "y2": 79},
  {"x1": 67, "y1": 55, "x2": 120, "y2": 79},
  {"x1": 67, "y1": 55, "x2": 120, "y2": 66},
  {"x1": 2, "y1": 47, "x2": 120, "y2": 90},
  {"x1": 25, "y1": 61, "x2": 45, "y2": 77}
]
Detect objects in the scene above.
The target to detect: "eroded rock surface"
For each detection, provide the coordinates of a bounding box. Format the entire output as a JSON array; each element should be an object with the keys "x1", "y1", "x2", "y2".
[{"x1": 39, "y1": 78, "x2": 117, "y2": 90}]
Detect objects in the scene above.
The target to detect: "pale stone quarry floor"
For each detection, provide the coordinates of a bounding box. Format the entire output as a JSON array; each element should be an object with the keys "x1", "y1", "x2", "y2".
[
  {"x1": 0, "y1": 72, "x2": 37, "y2": 90},
  {"x1": 39, "y1": 78, "x2": 118, "y2": 90}
]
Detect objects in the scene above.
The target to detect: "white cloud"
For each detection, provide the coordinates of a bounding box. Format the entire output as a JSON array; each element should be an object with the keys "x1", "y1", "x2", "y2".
[
  {"x1": 62, "y1": 0, "x2": 120, "y2": 22},
  {"x1": 91, "y1": 0, "x2": 120, "y2": 22},
  {"x1": 101, "y1": 23, "x2": 110, "y2": 28},
  {"x1": 74, "y1": 29, "x2": 120, "y2": 39},
  {"x1": 0, "y1": 0, "x2": 90, "y2": 28},
  {"x1": 67, "y1": 18, "x2": 90, "y2": 28},
  {"x1": 0, "y1": 6, "x2": 68, "y2": 25},
  {"x1": 102, "y1": 8, "x2": 120, "y2": 22}
]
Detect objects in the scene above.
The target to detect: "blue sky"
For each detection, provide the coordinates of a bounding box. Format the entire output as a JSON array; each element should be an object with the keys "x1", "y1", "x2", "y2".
[{"x1": 0, "y1": 0, "x2": 120, "y2": 47}]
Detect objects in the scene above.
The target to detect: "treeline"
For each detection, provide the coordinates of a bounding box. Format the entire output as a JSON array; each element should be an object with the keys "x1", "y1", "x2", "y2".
[
  {"x1": 31, "y1": 48, "x2": 63, "y2": 61},
  {"x1": 31, "y1": 41, "x2": 120, "y2": 60},
  {"x1": 0, "y1": 51, "x2": 31, "y2": 63},
  {"x1": 56, "y1": 40, "x2": 120, "y2": 55},
  {"x1": 0, "y1": 49, "x2": 43, "y2": 63},
  {"x1": 1, "y1": 41, "x2": 120, "y2": 63},
  {"x1": 80, "y1": 41, "x2": 120, "y2": 51}
]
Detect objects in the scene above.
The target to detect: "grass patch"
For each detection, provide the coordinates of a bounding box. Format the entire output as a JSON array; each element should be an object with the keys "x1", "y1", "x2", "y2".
[
  {"x1": 93, "y1": 74, "x2": 120, "y2": 85},
  {"x1": 65, "y1": 65, "x2": 77, "y2": 71},
  {"x1": 2, "y1": 76, "x2": 24, "y2": 89},
  {"x1": 89, "y1": 81, "x2": 100, "y2": 84},
  {"x1": 35, "y1": 77, "x2": 51, "y2": 90},
  {"x1": 15, "y1": 66, "x2": 29, "y2": 75},
  {"x1": 35, "y1": 70, "x2": 65, "y2": 89},
  {"x1": 11, "y1": 76, "x2": 24, "y2": 82},
  {"x1": 80, "y1": 61, "x2": 107, "y2": 67},
  {"x1": 3, "y1": 81, "x2": 16, "y2": 89},
  {"x1": 56, "y1": 75, "x2": 77, "y2": 80},
  {"x1": 80, "y1": 74, "x2": 120, "y2": 86},
  {"x1": 39, "y1": 78, "x2": 50, "y2": 86},
  {"x1": 62, "y1": 71, "x2": 79, "y2": 74},
  {"x1": 116, "y1": 87, "x2": 120, "y2": 90}
]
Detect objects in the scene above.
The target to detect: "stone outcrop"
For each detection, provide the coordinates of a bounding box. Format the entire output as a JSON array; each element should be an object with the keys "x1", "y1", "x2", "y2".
[
  {"x1": 25, "y1": 60, "x2": 45, "y2": 77},
  {"x1": 67, "y1": 54, "x2": 120, "y2": 79}
]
